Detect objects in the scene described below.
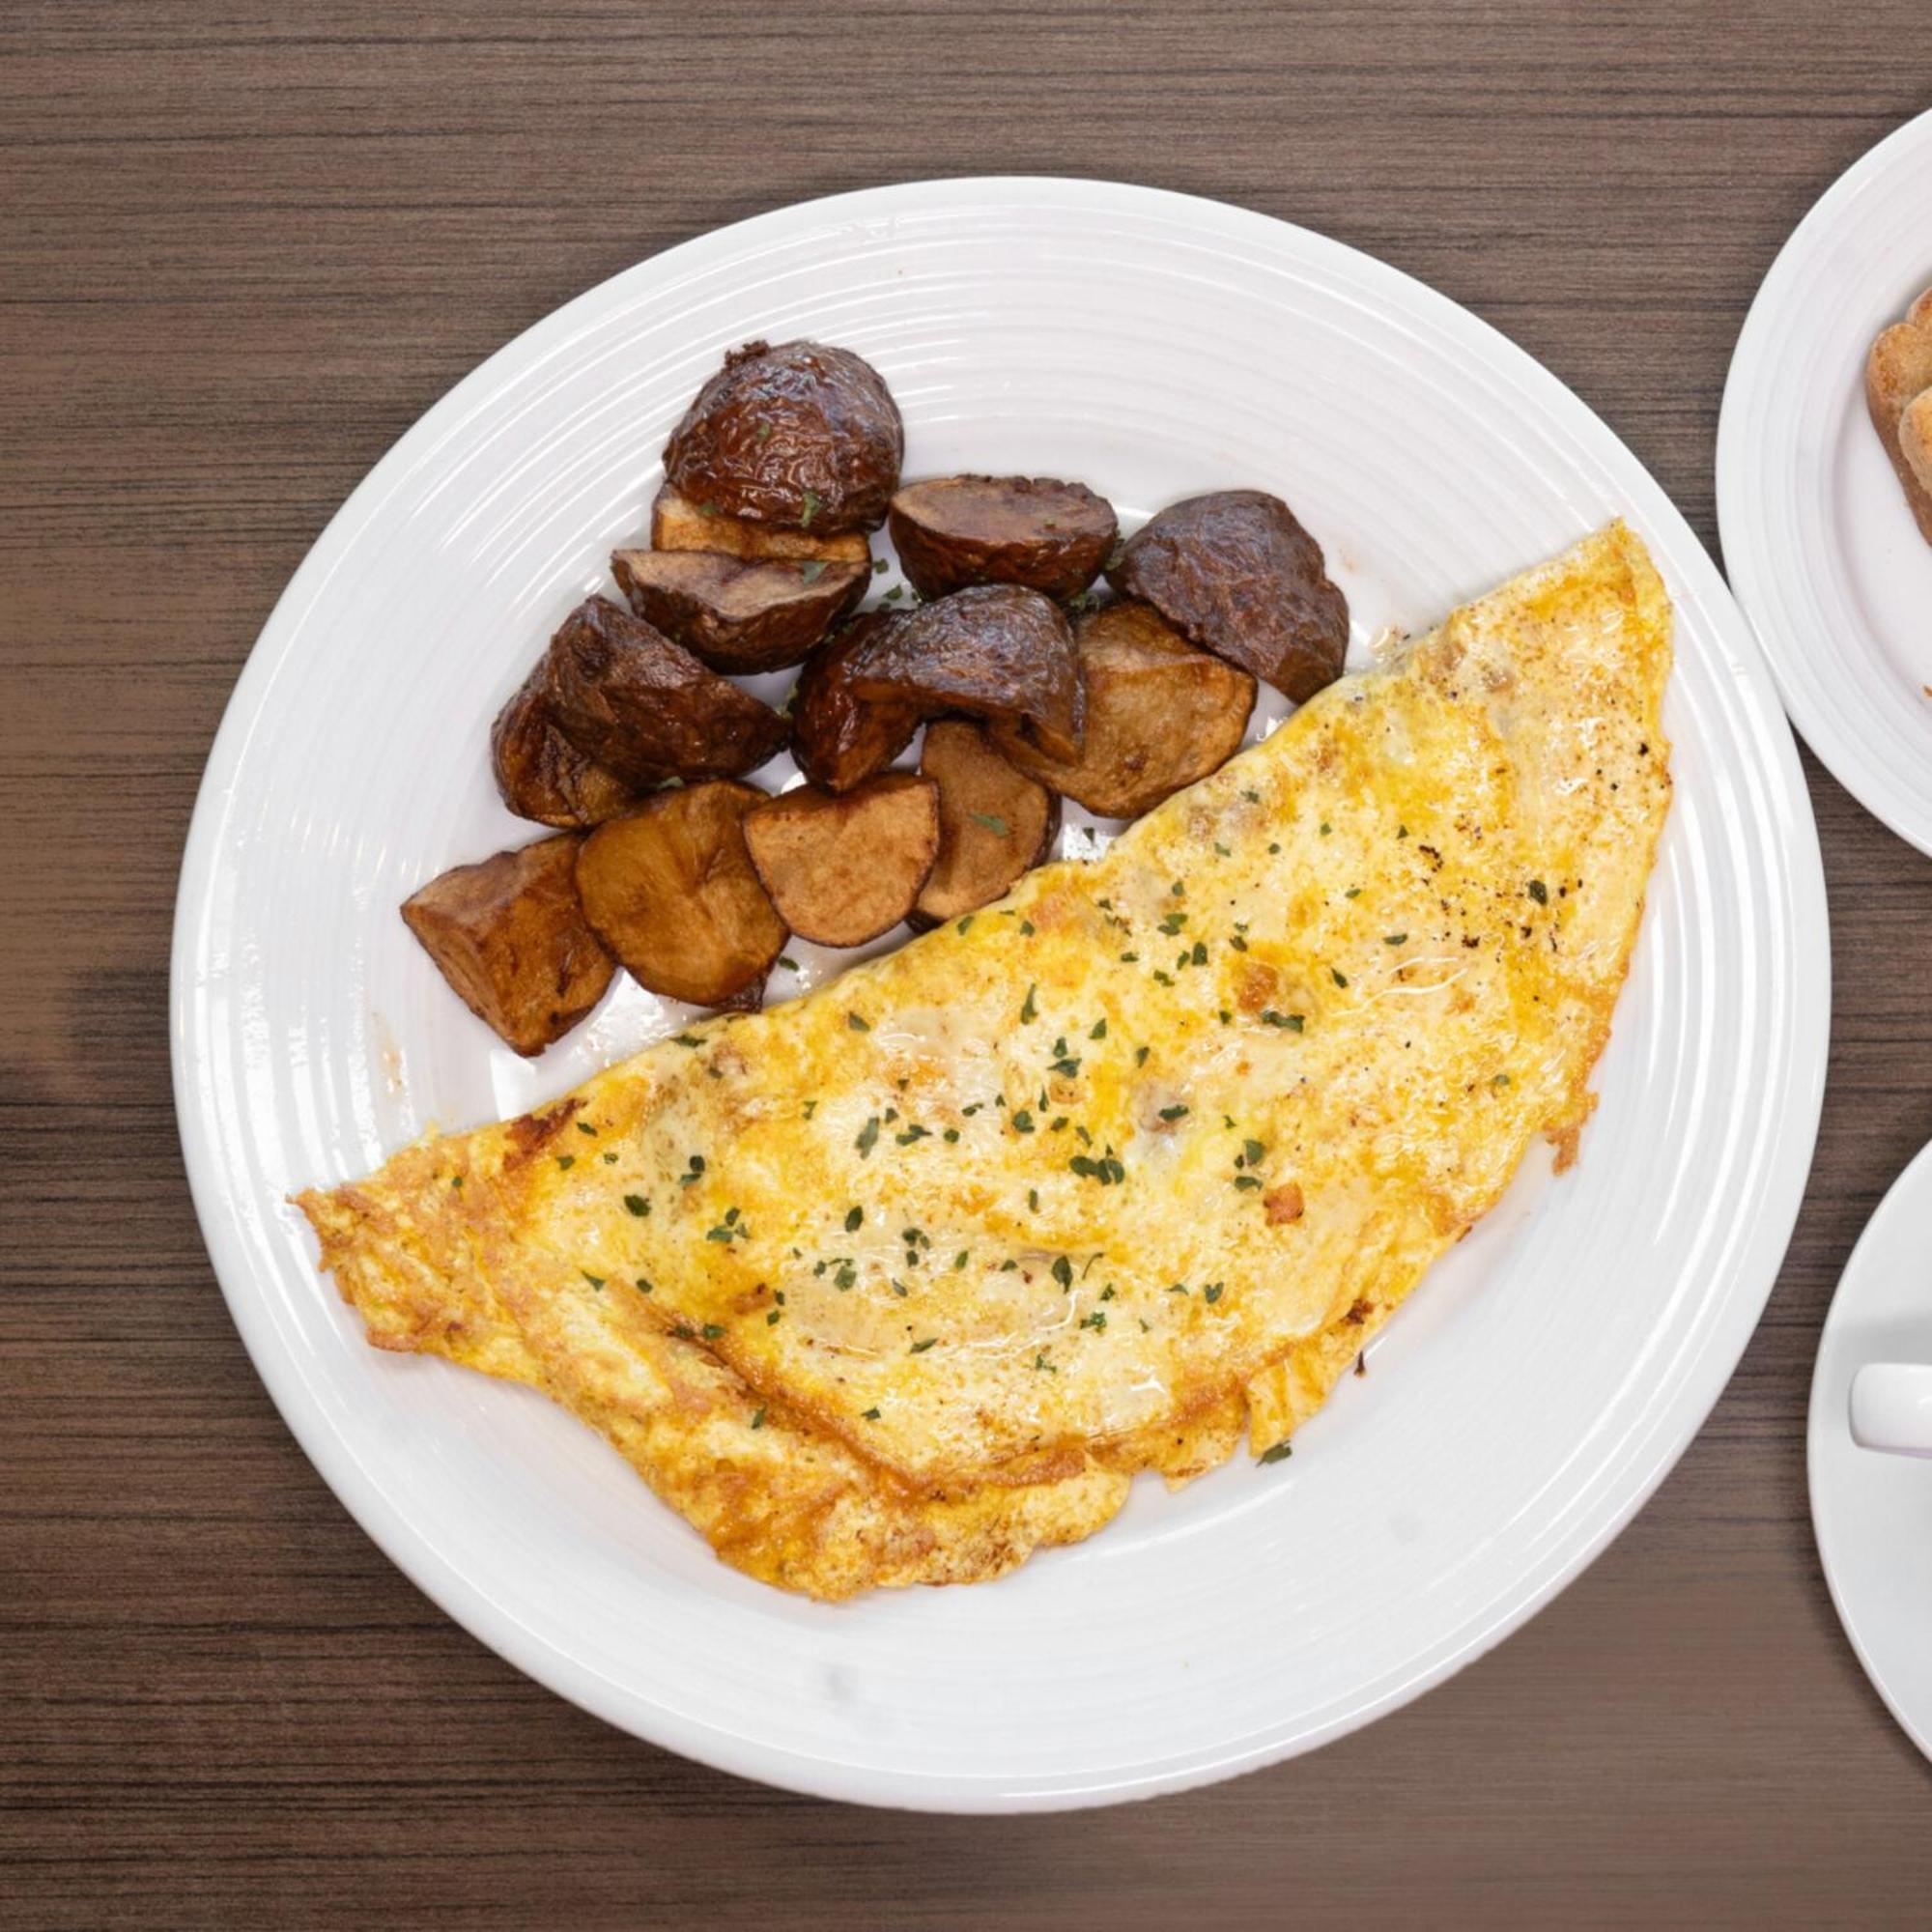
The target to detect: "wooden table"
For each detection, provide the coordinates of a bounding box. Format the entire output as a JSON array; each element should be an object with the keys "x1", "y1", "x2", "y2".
[{"x1": 6, "y1": 4, "x2": 1931, "y2": 1923}]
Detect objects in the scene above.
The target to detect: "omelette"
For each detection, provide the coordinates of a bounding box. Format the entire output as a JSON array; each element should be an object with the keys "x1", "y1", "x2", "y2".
[{"x1": 300, "y1": 522, "x2": 1673, "y2": 1601}]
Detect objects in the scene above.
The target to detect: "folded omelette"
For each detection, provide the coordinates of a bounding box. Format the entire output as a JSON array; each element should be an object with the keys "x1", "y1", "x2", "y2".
[{"x1": 299, "y1": 522, "x2": 1673, "y2": 1600}]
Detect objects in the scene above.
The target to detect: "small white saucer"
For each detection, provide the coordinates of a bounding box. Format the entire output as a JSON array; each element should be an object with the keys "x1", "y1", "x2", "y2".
[{"x1": 1809, "y1": 1138, "x2": 1932, "y2": 1762}]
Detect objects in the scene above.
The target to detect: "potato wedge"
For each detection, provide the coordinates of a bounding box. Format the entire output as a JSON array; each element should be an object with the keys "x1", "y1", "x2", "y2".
[
  {"x1": 542, "y1": 595, "x2": 787, "y2": 788},
  {"x1": 911, "y1": 721, "x2": 1061, "y2": 926},
  {"x1": 575, "y1": 781, "x2": 785, "y2": 1007},
  {"x1": 662, "y1": 339, "x2": 903, "y2": 534},
  {"x1": 788, "y1": 610, "x2": 923, "y2": 792},
  {"x1": 611, "y1": 548, "x2": 867, "y2": 674},
  {"x1": 743, "y1": 774, "x2": 940, "y2": 948},
  {"x1": 651, "y1": 487, "x2": 872, "y2": 567},
  {"x1": 490, "y1": 665, "x2": 638, "y2": 828},
  {"x1": 889, "y1": 475, "x2": 1117, "y2": 600},
  {"x1": 846, "y1": 584, "x2": 1085, "y2": 761},
  {"x1": 989, "y1": 600, "x2": 1255, "y2": 817},
  {"x1": 401, "y1": 836, "x2": 614, "y2": 1057},
  {"x1": 1106, "y1": 490, "x2": 1348, "y2": 702}
]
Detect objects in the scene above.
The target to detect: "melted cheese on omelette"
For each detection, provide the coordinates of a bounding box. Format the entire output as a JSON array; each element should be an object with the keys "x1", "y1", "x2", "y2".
[{"x1": 299, "y1": 522, "x2": 1672, "y2": 1600}]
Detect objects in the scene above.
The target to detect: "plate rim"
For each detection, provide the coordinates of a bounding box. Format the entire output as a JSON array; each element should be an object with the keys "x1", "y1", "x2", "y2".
[
  {"x1": 171, "y1": 174, "x2": 1831, "y2": 1811},
  {"x1": 1717, "y1": 105, "x2": 1932, "y2": 856},
  {"x1": 1807, "y1": 1136, "x2": 1932, "y2": 1767}
]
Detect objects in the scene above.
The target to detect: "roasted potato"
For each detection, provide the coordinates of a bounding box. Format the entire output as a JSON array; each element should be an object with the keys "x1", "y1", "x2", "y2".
[
  {"x1": 611, "y1": 548, "x2": 867, "y2": 674},
  {"x1": 542, "y1": 595, "x2": 787, "y2": 788},
  {"x1": 401, "y1": 837, "x2": 614, "y2": 1057},
  {"x1": 743, "y1": 774, "x2": 940, "y2": 948},
  {"x1": 846, "y1": 584, "x2": 1085, "y2": 761},
  {"x1": 490, "y1": 665, "x2": 639, "y2": 828},
  {"x1": 662, "y1": 339, "x2": 903, "y2": 535},
  {"x1": 788, "y1": 610, "x2": 923, "y2": 793},
  {"x1": 650, "y1": 487, "x2": 872, "y2": 567},
  {"x1": 575, "y1": 781, "x2": 786, "y2": 1007},
  {"x1": 911, "y1": 721, "x2": 1061, "y2": 926},
  {"x1": 989, "y1": 600, "x2": 1255, "y2": 817},
  {"x1": 888, "y1": 475, "x2": 1117, "y2": 600},
  {"x1": 1106, "y1": 490, "x2": 1349, "y2": 702}
]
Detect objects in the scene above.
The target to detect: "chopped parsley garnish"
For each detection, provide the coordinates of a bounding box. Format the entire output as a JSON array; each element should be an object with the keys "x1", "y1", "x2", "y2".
[
  {"x1": 1345, "y1": 886, "x2": 1361, "y2": 898},
  {"x1": 671, "y1": 1033, "x2": 703, "y2": 1047},
  {"x1": 624, "y1": 1194, "x2": 650, "y2": 1217},
  {"x1": 943, "y1": 1127, "x2": 960, "y2": 1143},
  {"x1": 1204, "y1": 1283, "x2": 1223, "y2": 1304},
  {"x1": 1011, "y1": 1109, "x2": 1036, "y2": 1133},
  {"x1": 802, "y1": 1098, "x2": 817, "y2": 1119},
  {"x1": 1492, "y1": 1071, "x2": 1512, "y2": 1090},
  {"x1": 799, "y1": 487, "x2": 821, "y2": 527},
  {"x1": 1051, "y1": 1256, "x2": 1073, "y2": 1289},
  {"x1": 856, "y1": 1116, "x2": 880, "y2": 1156},
  {"x1": 1229, "y1": 934, "x2": 1248, "y2": 952},
  {"x1": 895, "y1": 1124, "x2": 929, "y2": 1145},
  {"x1": 844, "y1": 1206, "x2": 863, "y2": 1232},
  {"x1": 1080, "y1": 1310, "x2": 1107, "y2": 1331},
  {"x1": 701, "y1": 1323, "x2": 724, "y2": 1339},
  {"x1": 679, "y1": 1153, "x2": 705, "y2": 1186},
  {"x1": 1384, "y1": 932, "x2": 1407, "y2": 946},
  {"x1": 954, "y1": 1251, "x2": 968, "y2": 1269},
  {"x1": 636, "y1": 1277, "x2": 653, "y2": 1293},
  {"x1": 1189, "y1": 941, "x2": 1208, "y2": 966},
  {"x1": 1158, "y1": 1104, "x2": 1189, "y2": 1122},
  {"x1": 1527, "y1": 878, "x2": 1548, "y2": 904},
  {"x1": 833, "y1": 1262, "x2": 857, "y2": 1291},
  {"x1": 1259, "y1": 1440, "x2": 1294, "y2": 1464},
  {"x1": 1020, "y1": 984, "x2": 1038, "y2": 1023},
  {"x1": 1019, "y1": 920, "x2": 1035, "y2": 935},
  {"x1": 779, "y1": 954, "x2": 800, "y2": 971},
  {"x1": 1090, "y1": 1017, "x2": 1108, "y2": 1039},
  {"x1": 1028, "y1": 1188, "x2": 1039, "y2": 1212},
  {"x1": 956, "y1": 916, "x2": 975, "y2": 935},
  {"x1": 1158, "y1": 911, "x2": 1187, "y2": 934},
  {"x1": 799, "y1": 559, "x2": 827, "y2": 584},
  {"x1": 969, "y1": 811, "x2": 1009, "y2": 836},
  {"x1": 862, "y1": 1406, "x2": 881, "y2": 1420},
  {"x1": 555, "y1": 1154, "x2": 575, "y2": 1170},
  {"x1": 1068, "y1": 1153, "x2": 1125, "y2": 1184},
  {"x1": 910, "y1": 1337, "x2": 937, "y2": 1353},
  {"x1": 1120, "y1": 951, "x2": 1139, "y2": 963},
  {"x1": 1234, "y1": 1175, "x2": 1264, "y2": 1191},
  {"x1": 1332, "y1": 968, "x2": 1349, "y2": 987},
  {"x1": 751, "y1": 1406, "x2": 767, "y2": 1430},
  {"x1": 1259, "y1": 1009, "x2": 1302, "y2": 1031},
  {"x1": 1135, "y1": 1044, "x2": 1151, "y2": 1065},
  {"x1": 581, "y1": 1271, "x2": 605, "y2": 1289},
  {"x1": 847, "y1": 1011, "x2": 870, "y2": 1031},
  {"x1": 1048, "y1": 1053, "x2": 1081, "y2": 1078},
  {"x1": 576, "y1": 1121, "x2": 597, "y2": 1136}
]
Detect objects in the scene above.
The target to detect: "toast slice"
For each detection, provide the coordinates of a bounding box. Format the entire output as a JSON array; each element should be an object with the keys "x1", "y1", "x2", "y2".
[
  {"x1": 1865, "y1": 287, "x2": 1932, "y2": 544},
  {"x1": 1902, "y1": 388, "x2": 1932, "y2": 505}
]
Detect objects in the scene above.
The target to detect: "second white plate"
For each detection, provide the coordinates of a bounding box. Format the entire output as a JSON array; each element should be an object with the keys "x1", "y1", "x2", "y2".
[
  {"x1": 1719, "y1": 106, "x2": 1932, "y2": 853},
  {"x1": 173, "y1": 178, "x2": 1828, "y2": 1810}
]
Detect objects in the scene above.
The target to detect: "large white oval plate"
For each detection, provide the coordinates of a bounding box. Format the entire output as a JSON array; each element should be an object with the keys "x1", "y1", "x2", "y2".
[
  {"x1": 172, "y1": 178, "x2": 1827, "y2": 1811},
  {"x1": 1719, "y1": 107, "x2": 1932, "y2": 853}
]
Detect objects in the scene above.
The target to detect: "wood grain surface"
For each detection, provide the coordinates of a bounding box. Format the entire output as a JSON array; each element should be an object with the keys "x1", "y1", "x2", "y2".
[{"x1": 6, "y1": 3, "x2": 1932, "y2": 1924}]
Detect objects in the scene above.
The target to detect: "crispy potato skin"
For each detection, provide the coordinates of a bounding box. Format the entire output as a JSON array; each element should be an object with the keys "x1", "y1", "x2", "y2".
[
  {"x1": 744, "y1": 773, "x2": 941, "y2": 948},
  {"x1": 543, "y1": 595, "x2": 787, "y2": 788},
  {"x1": 910, "y1": 721, "x2": 1060, "y2": 926},
  {"x1": 400, "y1": 837, "x2": 614, "y2": 1056},
  {"x1": 888, "y1": 475, "x2": 1118, "y2": 600},
  {"x1": 847, "y1": 584, "x2": 1086, "y2": 761},
  {"x1": 575, "y1": 781, "x2": 786, "y2": 1007},
  {"x1": 789, "y1": 611, "x2": 923, "y2": 793},
  {"x1": 662, "y1": 339, "x2": 903, "y2": 535},
  {"x1": 490, "y1": 665, "x2": 639, "y2": 828},
  {"x1": 611, "y1": 549, "x2": 867, "y2": 674},
  {"x1": 650, "y1": 488, "x2": 872, "y2": 566},
  {"x1": 1107, "y1": 490, "x2": 1349, "y2": 702},
  {"x1": 991, "y1": 600, "x2": 1255, "y2": 817}
]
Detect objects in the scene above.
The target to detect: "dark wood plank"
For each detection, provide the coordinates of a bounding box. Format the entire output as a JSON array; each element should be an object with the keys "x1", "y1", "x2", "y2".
[{"x1": 6, "y1": 3, "x2": 1932, "y2": 1924}]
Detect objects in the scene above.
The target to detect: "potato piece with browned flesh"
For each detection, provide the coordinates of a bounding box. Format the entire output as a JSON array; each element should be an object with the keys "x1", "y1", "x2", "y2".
[
  {"x1": 575, "y1": 782, "x2": 785, "y2": 1007},
  {"x1": 990, "y1": 600, "x2": 1255, "y2": 817},
  {"x1": 401, "y1": 837, "x2": 615, "y2": 1056},
  {"x1": 542, "y1": 596, "x2": 788, "y2": 788},
  {"x1": 1107, "y1": 490, "x2": 1349, "y2": 702},
  {"x1": 650, "y1": 487, "x2": 872, "y2": 567},
  {"x1": 662, "y1": 339, "x2": 903, "y2": 534},
  {"x1": 788, "y1": 611, "x2": 923, "y2": 793},
  {"x1": 611, "y1": 548, "x2": 867, "y2": 674},
  {"x1": 910, "y1": 722, "x2": 1060, "y2": 927},
  {"x1": 846, "y1": 584, "x2": 1085, "y2": 761},
  {"x1": 743, "y1": 774, "x2": 940, "y2": 948},
  {"x1": 490, "y1": 665, "x2": 639, "y2": 829},
  {"x1": 889, "y1": 475, "x2": 1117, "y2": 600}
]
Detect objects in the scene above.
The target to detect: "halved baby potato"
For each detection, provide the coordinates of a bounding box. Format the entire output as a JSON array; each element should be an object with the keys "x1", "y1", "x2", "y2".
[
  {"x1": 990, "y1": 599, "x2": 1255, "y2": 817},
  {"x1": 889, "y1": 474, "x2": 1117, "y2": 601},
  {"x1": 651, "y1": 487, "x2": 873, "y2": 566},
  {"x1": 788, "y1": 610, "x2": 923, "y2": 793},
  {"x1": 490, "y1": 665, "x2": 638, "y2": 828},
  {"x1": 846, "y1": 584, "x2": 1085, "y2": 761},
  {"x1": 911, "y1": 721, "x2": 1060, "y2": 926},
  {"x1": 543, "y1": 595, "x2": 788, "y2": 788},
  {"x1": 611, "y1": 548, "x2": 867, "y2": 674},
  {"x1": 743, "y1": 773, "x2": 940, "y2": 948},
  {"x1": 575, "y1": 781, "x2": 786, "y2": 1008},
  {"x1": 401, "y1": 836, "x2": 615, "y2": 1057}
]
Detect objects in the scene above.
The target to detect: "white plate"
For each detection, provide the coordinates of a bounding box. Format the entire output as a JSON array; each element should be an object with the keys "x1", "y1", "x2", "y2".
[
  {"x1": 172, "y1": 178, "x2": 1828, "y2": 1811},
  {"x1": 1719, "y1": 107, "x2": 1932, "y2": 853},
  {"x1": 1810, "y1": 1140, "x2": 1932, "y2": 1764}
]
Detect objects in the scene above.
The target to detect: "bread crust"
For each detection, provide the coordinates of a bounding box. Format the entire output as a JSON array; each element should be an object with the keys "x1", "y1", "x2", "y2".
[{"x1": 1865, "y1": 287, "x2": 1932, "y2": 544}]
